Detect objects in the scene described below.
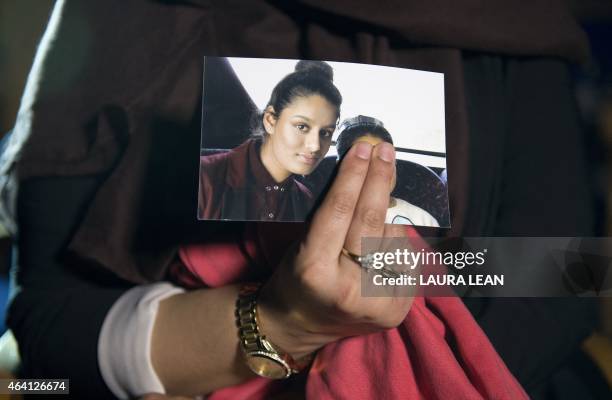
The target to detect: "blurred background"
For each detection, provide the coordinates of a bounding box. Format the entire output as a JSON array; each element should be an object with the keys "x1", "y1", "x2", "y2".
[{"x1": 0, "y1": 0, "x2": 610, "y2": 389}]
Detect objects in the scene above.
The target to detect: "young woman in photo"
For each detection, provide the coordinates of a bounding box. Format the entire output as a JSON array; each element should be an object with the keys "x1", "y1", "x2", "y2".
[{"x1": 198, "y1": 60, "x2": 342, "y2": 221}]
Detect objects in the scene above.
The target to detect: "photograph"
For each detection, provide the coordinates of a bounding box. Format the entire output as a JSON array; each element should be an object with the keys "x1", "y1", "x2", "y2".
[{"x1": 198, "y1": 57, "x2": 450, "y2": 227}]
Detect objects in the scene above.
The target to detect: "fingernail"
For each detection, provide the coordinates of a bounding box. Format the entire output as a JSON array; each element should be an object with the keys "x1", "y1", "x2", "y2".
[
  {"x1": 377, "y1": 142, "x2": 395, "y2": 163},
  {"x1": 354, "y1": 141, "x2": 372, "y2": 160}
]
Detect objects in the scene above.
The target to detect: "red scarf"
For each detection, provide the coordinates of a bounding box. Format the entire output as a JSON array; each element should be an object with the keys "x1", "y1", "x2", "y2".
[{"x1": 173, "y1": 225, "x2": 528, "y2": 399}]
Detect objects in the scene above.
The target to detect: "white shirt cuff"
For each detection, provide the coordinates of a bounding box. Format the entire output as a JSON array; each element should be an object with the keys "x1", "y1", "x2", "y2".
[{"x1": 98, "y1": 282, "x2": 185, "y2": 399}]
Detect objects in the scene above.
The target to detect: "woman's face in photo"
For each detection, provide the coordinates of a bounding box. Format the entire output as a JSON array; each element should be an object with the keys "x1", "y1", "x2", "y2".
[{"x1": 263, "y1": 94, "x2": 337, "y2": 179}]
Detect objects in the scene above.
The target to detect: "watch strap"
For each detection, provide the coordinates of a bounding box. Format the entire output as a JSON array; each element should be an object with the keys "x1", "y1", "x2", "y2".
[{"x1": 235, "y1": 283, "x2": 311, "y2": 378}]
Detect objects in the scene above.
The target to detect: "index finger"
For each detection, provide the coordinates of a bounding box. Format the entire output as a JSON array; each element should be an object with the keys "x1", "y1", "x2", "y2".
[{"x1": 304, "y1": 142, "x2": 373, "y2": 259}]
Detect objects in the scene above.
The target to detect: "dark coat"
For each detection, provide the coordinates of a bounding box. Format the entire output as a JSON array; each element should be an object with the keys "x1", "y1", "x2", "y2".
[{"x1": 198, "y1": 139, "x2": 313, "y2": 221}]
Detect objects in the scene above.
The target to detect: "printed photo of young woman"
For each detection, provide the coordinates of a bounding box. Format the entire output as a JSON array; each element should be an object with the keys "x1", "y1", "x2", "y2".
[{"x1": 198, "y1": 57, "x2": 450, "y2": 227}]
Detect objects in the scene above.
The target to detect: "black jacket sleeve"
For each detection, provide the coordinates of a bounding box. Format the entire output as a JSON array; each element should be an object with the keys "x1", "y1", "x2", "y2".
[{"x1": 7, "y1": 176, "x2": 132, "y2": 399}]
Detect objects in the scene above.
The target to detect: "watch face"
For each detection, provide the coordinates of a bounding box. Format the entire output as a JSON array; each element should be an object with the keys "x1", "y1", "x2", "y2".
[{"x1": 246, "y1": 353, "x2": 290, "y2": 379}]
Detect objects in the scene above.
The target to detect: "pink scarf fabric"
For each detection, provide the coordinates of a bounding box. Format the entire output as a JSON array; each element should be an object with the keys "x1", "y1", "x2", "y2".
[{"x1": 173, "y1": 225, "x2": 528, "y2": 399}]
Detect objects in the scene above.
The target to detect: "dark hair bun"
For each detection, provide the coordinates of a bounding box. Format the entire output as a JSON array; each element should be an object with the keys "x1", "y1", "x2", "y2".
[{"x1": 295, "y1": 60, "x2": 334, "y2": 81}]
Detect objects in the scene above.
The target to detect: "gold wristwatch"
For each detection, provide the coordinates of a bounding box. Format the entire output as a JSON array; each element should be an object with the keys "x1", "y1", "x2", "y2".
[{"x1": 235, "y1": 283, "x2": 311, "y2": 379}]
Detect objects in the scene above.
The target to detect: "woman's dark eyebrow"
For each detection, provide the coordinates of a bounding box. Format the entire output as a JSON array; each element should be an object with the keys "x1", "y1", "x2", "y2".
[
  {"x1": 291, "y1": 115, "x2": 312, "y2": 122},
  {"x1": 291, "y1": 115, "x2": 336, "y2": 129}
]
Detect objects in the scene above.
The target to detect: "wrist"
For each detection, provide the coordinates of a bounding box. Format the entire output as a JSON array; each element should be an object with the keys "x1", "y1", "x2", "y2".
[
  {"x1": 256, "y1": 283, "x2": 337, "y2": 360},
  {"x1": 235, "y1": 283, "x2": 323, "y2": 379}
]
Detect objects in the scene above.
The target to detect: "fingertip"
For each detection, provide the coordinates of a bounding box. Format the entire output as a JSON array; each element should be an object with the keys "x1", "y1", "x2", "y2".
[
  {"x1": 375, "y1": 142, "x2": 395, "y2": 163},
  {"x1": 353, "y1": 141, "x2": 373, "y2": 160}
]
